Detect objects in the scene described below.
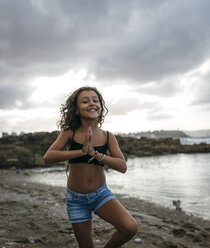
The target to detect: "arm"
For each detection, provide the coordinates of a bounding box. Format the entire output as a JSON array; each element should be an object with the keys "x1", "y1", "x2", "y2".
[
  {"x1": 89, "y1": 131, "x2": 127, "y2": 173},
  {"x1": 102, "y1": 132, "x2": 127, "y2": 173},
  {"x1": 43, "y1": 130, "x2": 83, "y2": 164}
]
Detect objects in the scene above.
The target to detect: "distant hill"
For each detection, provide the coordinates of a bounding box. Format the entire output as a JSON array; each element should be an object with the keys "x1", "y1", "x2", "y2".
[
  {"x1": 129, "y1": 130, "x2": 188, "y2": 139},
  {"x1": 184, "y1": 130, "x2": 210, "y2": 138}
]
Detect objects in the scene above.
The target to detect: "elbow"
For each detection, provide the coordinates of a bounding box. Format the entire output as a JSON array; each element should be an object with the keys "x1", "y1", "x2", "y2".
[
  {"x1": 43, "y1": 154, "x2": 51, "y2": 164},
  {"x1": 120, "y1": 163, "x2": 127, "y2": 174},
  {"x1": 121, "y1": 167, "x2": 127, "y2": 174}
]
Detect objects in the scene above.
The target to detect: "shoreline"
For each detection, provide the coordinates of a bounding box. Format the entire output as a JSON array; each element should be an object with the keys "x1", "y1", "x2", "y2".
[
  {"x1": 0, "y1": 170, "x2": 210, "y2": 247},
  {"x1": 1, "y1": 131, "x2": 210, "y2": 169}
]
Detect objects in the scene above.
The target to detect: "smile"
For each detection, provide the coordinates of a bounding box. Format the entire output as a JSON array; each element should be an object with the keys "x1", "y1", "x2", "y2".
[{"x1": 87, "y1": 108, "x2": 97, "y2": 112}]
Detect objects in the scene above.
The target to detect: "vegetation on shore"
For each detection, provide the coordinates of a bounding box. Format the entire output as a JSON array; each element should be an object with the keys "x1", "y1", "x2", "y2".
[{"x1": 0, "y1": 131, "x2": 210, "y2": 169}]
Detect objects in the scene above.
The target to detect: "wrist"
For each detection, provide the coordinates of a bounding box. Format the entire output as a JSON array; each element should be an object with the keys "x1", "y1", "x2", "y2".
[
  {"x1": 94, "y1": 151, "x2": 105, "y2": 162},
  {"x1": 81, "y1": 147, "x2": 87, "y2": 156},
  {"x1": 87, "y1": 150, "x2": 96, "y2": 163},
  {"x1": 90, "y1": 149, "x2": 96, "y2": 157}
]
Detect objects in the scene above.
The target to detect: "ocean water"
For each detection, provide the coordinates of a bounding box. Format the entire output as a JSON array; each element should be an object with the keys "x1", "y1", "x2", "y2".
[
  {"x1": 180, "y1": 137, "x2": 210, "y2": 145},
  {"x1": 28, "y1": 153, "x2": 210, "y2": 220},
  {"x1": 106, "y1": 153, "x2": 210, "y2": 220}
]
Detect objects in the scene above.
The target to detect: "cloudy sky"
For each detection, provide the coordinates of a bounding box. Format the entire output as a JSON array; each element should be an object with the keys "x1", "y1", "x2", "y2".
[{"x1": 1, "y1": 0, "x2": 210, "y2": 135}]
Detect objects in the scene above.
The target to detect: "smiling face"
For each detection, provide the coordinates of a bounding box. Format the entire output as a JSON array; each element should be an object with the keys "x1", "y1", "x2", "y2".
[{"x1": 76, "y1": 90, "x2": 102, "y2": 121}]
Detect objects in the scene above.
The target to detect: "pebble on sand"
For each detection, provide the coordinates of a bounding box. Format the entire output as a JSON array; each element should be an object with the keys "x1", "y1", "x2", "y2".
[{"x1": 134, "y1": 238, "x2": 143, "y2": 244}]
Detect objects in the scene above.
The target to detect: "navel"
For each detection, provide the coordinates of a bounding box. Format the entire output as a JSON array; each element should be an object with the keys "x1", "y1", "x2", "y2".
[{"x1": 87, "y1": 179, "x2": 92, "y2": 185}]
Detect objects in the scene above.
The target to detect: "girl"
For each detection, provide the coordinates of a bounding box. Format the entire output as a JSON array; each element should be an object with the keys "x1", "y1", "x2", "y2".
[{"x1": 44, "y1": 86, "x2": 138, "y2": 248}]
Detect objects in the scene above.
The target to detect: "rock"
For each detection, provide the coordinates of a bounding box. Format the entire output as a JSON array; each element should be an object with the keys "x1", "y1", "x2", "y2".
[
  {"x1": 172, "y1": 200, "x2": 182, "y2": 210},
  {"x1": 172, "y1": 228, "x2": 186, "y2": 238},
  {"x1": 186, "y1": 233, "x2": 202, "y2": 242},
  {"x1": 24, "y1": 171, "x2": 31, "y2": 176},
  {"x1": 134, "y1": 237, "x2": 143, "y2": 244},
  {"x1": 160, "y1": 240, "x2": 178, "y2": 248},
  {"x1": 28, "y1": 237, "x2": 35, "y2": 243},
  {"x1": 3, "y1": 243, "x2": 14, "y2": 248}
]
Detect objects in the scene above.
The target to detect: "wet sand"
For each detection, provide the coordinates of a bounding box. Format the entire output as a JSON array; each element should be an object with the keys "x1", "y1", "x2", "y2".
[{"x1": 0, "y1": 169, "x2": 210, "y2": 248}]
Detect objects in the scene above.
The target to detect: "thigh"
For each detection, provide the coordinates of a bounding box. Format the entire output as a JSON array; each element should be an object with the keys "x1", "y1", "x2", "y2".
[
  {"x1": 72, "y1": 220, "x2": 94, "y2": 247},
  {"x1": 96, "y1": 199, "x2": 137, "y2": 232}
]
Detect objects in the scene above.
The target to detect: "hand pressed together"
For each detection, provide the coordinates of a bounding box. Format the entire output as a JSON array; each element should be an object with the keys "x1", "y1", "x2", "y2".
[{"x1": 82, "y1": 127, "x2": 95, "y2": 156}]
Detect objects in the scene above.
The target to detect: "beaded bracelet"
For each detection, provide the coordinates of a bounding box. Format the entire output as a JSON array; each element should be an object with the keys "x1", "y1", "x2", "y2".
[
  {"x1": 88, "y1": 151, "x2": 106, "y2": 163},
  {"x1": 98, "y1": 153, "x2": 105, "y2": 162}
]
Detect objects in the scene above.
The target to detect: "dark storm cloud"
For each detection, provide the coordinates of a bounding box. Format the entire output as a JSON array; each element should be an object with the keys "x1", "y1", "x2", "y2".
[
  {"x1": 88, "y1": 0, "x2": 210, "y2": 83},
  {"x1": 1, "y1": 0, "x2": 210, "y2": 109},
  {"x1": 0, "y1": 83, "x2": 32, "y2": 109}
]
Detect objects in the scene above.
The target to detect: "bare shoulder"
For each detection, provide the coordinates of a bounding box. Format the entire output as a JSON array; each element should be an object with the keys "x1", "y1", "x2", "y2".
[
  {"x1": 57, "y1": 129, "x2": 73, "y2": 140},
  {"x1": 49, "y1": 129, "x2": 73, "y2": 150},
  {"x1": 97, "y1": 128, "x2": 108, "y2": 137},
  {"x1": 107, "y1": 131, "x2": 118, "y2": 144},
  {"x1": 99, "y1": 129, "x2": 118, "y2": 146},
  {"x1": 61, "y1": 129, "x2": 73, "y2": 137}
]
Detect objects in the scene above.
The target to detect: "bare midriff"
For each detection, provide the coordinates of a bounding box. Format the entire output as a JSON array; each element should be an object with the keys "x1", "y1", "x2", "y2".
[{"x1": 67, "y1": 163, "x2": 106, "y2": 193}]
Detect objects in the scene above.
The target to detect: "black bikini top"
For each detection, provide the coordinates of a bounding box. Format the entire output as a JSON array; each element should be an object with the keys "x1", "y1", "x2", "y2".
[{"x1": 68, "y1": 130, "x2": 109, "y2": 167}]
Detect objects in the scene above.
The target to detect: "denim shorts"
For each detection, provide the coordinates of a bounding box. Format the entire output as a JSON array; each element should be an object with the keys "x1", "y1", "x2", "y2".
[{"x1": 66, "y1": 183, "x2": 115, "y2": 223}]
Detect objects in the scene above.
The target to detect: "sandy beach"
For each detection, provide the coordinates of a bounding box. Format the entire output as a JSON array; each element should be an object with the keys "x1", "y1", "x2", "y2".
[{"x1": 0, "y1": 169, "x2": 210, "y2": 248}]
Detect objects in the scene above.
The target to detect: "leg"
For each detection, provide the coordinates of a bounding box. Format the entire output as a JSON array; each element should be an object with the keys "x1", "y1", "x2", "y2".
[
  {"x1": 71, "y1": 220, "x2": 94, "y2": 248},
  {"x1": 96, "y1": 199, "x2": 138, "y2": 248}
]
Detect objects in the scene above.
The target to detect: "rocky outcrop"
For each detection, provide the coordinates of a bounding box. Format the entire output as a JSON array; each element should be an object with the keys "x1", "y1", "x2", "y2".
[
  {"x1": 0, "y1": 131, "x2": 66, "y2": 169},
  {"x1": 0, "y1": 132, "x2": 210, "y2": 169},
  {"x1": 116, "y1": 136, "x2": 210, "y2": 160}
]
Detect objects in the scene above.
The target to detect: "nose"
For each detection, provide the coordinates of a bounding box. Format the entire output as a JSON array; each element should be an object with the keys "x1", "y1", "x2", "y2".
[{"x1": 89, "y1": 100, "x2": 95, "y2": 105}]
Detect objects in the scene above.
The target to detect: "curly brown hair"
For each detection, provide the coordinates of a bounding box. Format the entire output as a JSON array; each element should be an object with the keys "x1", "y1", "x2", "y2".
[{"x1": 57, "y1": 86, "x2": 108, "y2": 131}]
